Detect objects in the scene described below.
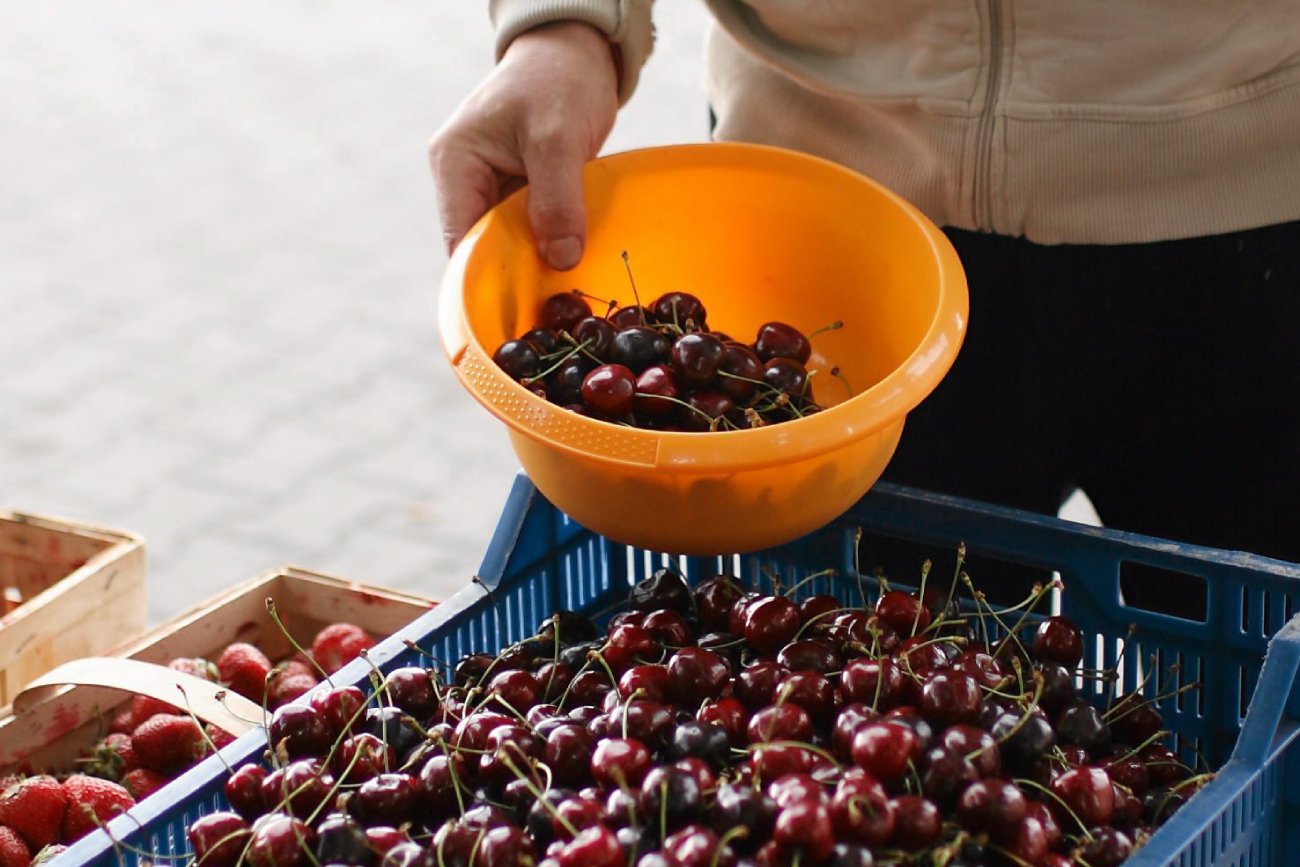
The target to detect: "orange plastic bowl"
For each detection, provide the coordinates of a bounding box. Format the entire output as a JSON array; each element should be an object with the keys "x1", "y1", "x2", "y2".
[{"x1": 439, "y1": 143, "x2": 967, "y2": 555}]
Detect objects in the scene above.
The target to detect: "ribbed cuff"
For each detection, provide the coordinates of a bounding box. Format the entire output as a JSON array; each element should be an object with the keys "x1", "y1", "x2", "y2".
[{"x1": 489, "y1": 0, "x2": 655, "y2": 105}]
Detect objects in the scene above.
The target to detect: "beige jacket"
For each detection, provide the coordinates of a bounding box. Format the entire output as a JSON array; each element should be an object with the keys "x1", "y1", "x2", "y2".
[{"x1": 490, "y1": 0, "x2": 1300, "y2": 244}]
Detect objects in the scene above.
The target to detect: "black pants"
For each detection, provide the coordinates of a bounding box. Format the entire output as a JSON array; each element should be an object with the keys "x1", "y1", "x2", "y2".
[{"x1": 879, "y1": 221, "x2": 1300, "y2": 583}]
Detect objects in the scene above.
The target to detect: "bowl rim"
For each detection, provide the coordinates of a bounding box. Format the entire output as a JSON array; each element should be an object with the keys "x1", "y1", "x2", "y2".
[{"x1": 439, "y1": 142, "x2": 968, "y2": 472}]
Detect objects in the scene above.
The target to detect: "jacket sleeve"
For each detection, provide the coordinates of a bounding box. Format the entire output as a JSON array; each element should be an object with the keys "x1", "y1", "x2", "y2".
[{"x1": 489, "y1": 0, "x2": 655, "y2": 105}]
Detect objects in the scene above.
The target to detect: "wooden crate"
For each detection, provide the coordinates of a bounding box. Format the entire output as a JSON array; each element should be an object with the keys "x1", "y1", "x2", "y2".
[
  {"x1": 0, "y1": 510, "x2": 146, "y2": 707},
  {"x1": 0, "y1": 566, "x2": 435, "y2": 772}
]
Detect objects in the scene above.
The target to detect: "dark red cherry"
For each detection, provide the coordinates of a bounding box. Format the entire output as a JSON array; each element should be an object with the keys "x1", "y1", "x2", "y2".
[
  {"x1": 874, "y1": 591, "x2": 931, "y2": 636},
  {"x1": 332, "y1": 732, "x2": 392, "y2": 784},
  {"x1": 188, "y1": 812, "x2": 251, "y2": 867},
  {"x1": 544, "y1": 723, "x2": 597, "y2": 787},
  {"x1": 349, "y1": 773, "x2": 418, "y2": 826},
  {"x1": 777, "y1": 640, "x2": 840, "y2": 674},
  {"x1": 917, "y1": 670, "x2": 983, "y2": 726},
  {"x1": 754, "y1": 322, "x2": 812, "y2": 364},
  {"x1": 549, "y1": 356, "x2": 596, "y2": 405},
  {"x1": 667, "y1": 648, "x2": 730, "y2": 706},
  {"x1": 1033, "y1": 616, "x2": 1085, "y2": 667},
  {"x1": 573, "y1": 316, "x2": 617, "y2": 358},
  {"x1": 889, "y1": 795, "x2": 941, "y2": 849},
  {"x1": 956, "y1": 779, "x2": 1027, "y2": 839},
  {"x1": 712, "y1": 784, "x2": 776, "y2": 853},
  {"x1": 521, "y1": 327, "x2": 560, "y2": 355},
  {"x1": 735, "y1": 661, "x2": 789, "y2": 709},
  {"x1": 773, "y1": 799, "x2": 834, "y2": 863},
  {"x1": 694, "y1": 576, "x2": 744, "y2": 632},
  {"x1": 619, "y1": 664, "x2": 672, "y2": 703},
  {"x1": 314, "y1": 813, "x2": 373, "y2": 867},
  {"x1": 560, "y1": 826, "x2": 624, "y2": 867},
  {"x1": 668, "y1": 720, "x2": 731, "y2": 768},
  {"x1": 310, "y1": 685, "x2": 368, "y2": 741},
  {"x1": 1050, "y1": 766, "x2": 1116, "y2": 829},
  {"x1": 602, "y1": 624, "x2": 661, "y2": 672},
  {"x1": 839, "y1": 658, "x2": 904, "y2": 709},
  {"x1": 582, "y1": 364, "x2": 637, "y2": 417},
  {"x1": 797, "y1": 595, "x2": 841, "y2": 628},
  {"x1": 743, "y1": 597, "x2": 801, "y2": 655},
  {"x1": 748, "y1": 703, "x2": 813, "y2": 744},
  {"x1": 850, "y1": 722, "x2": 919, "y2": 784},
  {"x1": 611, "y1": 326, "x2": 671, "y2": 373},
  {"x1": 631, "y1": 568, "x2": 695, "y2": 616},
  {"x1": 717, "y1": 343, "x2": 765, "y2": 403},
  {"x1": 1110, "y1": 694, "x2": 1165, "y2": 745},
  {"x1": 1104, "y1": 753, "x2": 1150, "y2": 795},
  {"x1": 268, "y1": 704, "x2": 332, "y2": 759},
  {"x1": 1079, "y1": 827, "x2": 1134, "y2": 867},
  {"x1": 830, "y1": 774, "x2": 894, "y2": 847},
  {"x1": 479, "y1": 826, "x2": 537, "y2": 867},
  {"x1": 591, "y1": 737, "x2": 652, "y2": 788},
  {"x1": 246, "y1": 814, "x2": 315, "y2": 867},
  {"x1": 680, "y1": 389, "x2": 735, "y2": 432},
  {"x1": 650, "y1": 292, "x2": 707, "y2": 329},
  {"x1": 671, "y1": 333, "x2": 725, "y2": 384},
  {"x1": 639, "y1": 765, "x2": 703, "y2": 830},
  {"x1": 776, "y1": 671, "x2": 836, "y2": 722},
  {"x1": 609, "y1": 305, "x2": 652, "y2": 329},
  {"x1": 493, "y1": 339, "x2": 543, "y2": 382},
  {"x1": 762, "y1": 358, "x2": 811, "y2": 399},
  {"x1": 541, "y1": 293, "x2": 593, "y2": 334},
  {"x1": 940, "y1": 725, "x2": 1001, "y2": 778},
  {"x1": 642, "y1": 609, "x2": 693, "y2": 646},
  {"x1": 224, "y1": 764, "x2": 269, "y2": 821},
  {"x1": 1056, "y1": 702, "x2": 1112, "y2": 757},
  {"x1": 831, "y1": 704, "x2": 878, "y2": 759},
  {"x1": 698, "y1": 697, "x2": 748, "y2": 746},
  {"x1": 919, "y1": 745, "x2": 979, "y2": 808}
]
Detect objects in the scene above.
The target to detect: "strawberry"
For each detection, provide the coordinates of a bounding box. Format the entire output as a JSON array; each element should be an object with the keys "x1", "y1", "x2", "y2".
[
  {"x1": 0, "y1": 775, "x2": 67, "y2": 850},
  {"x1": 311, "y1": 623, "x2": 374, "y2": 674},
  {"x1": 84, "y1": 732, "x2": 137, "y2": 781},
  {"x1": 0, "y1": 826, "x2": 30, "y2": 867},
  {"x1": 168, "y1": 657, "x2": 219, "y2": 682},
  {"x1": 281, "y1": 658, "x2": 317, "y2": 680},
  {"x1": 131, "y1": 714, "x2": 210, "y2": 775},
  {"x1": 204, "y1": 723, "x2": 237, "y2": 752},
  {"x1": 267, "y1": 670, "x2": 318, "y2": 709},
  {"x1": 60, "y1": 775, "x2": 135, "y2": 843},
  {"x1": 130, "y1": 695, "x2": 182, "y2": 729},
  {"x1": 121, "y1": 768, "x2": 169, "y2": 801},
  {"x1": 217, "y1": 643, "x2": 273, "y2": 702}
]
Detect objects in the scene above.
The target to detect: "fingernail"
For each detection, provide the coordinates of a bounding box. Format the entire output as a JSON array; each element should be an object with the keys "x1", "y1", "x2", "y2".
[{"x1": 541, "y1": 236, "x2": 582, "y2": 270}]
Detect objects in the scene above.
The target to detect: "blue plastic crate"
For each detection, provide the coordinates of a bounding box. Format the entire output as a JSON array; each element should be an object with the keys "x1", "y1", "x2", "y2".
[{"x1": 59, "y1": 474, "x2": 1300, "y2": 867}]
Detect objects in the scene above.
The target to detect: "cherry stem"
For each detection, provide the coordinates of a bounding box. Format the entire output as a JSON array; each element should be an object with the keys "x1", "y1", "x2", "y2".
[
  {"x1": 523, "y1": 337, "x2": 595, "y2": 384},
  {"x1": 175, "y1": 685, "x2": 233, "y2": 773},
  {"x1": 713, "y1": 827, "x2": 749, "y2": 867},
  {"x1": 619, "y1": 251, "x2": 646, "y2": 321},
  {"x1": 502, "y1": 754, "x2": 578, "y2": 837},
  {"x1": 852, "y1": 528, "x2": 869, "y2": 608},
  {"x1": 1013, "y1": 776, "x2": 1096, "y2": 840},
  {"x1": 265, "y1": 597, "x2": 333, "y2": 686},
  {"x1": 808, "y1": 320, "x2": 844, "y2": 339},
  {"x1": 781, "y1": 568, "x2": 839, "y2": 600},
  {"x1": 571, "y1": 288, "x2": 618, "y2": 316},
  {"x1": 913, "y1": 559, "x2": 932, "y2": 636}
]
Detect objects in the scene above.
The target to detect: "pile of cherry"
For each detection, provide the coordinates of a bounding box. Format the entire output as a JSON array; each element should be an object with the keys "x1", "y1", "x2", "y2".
[
  {"x1": 491, "y1": 285, "x2": 836, "y2": 431},
  {"x1": 187, "y1": 568, "x2": 1206, "y2": 867}
]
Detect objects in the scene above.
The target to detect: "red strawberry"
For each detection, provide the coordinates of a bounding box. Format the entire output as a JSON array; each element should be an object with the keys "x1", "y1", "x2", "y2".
[
  {"x1": 262, "y1": 670, "x2": 315, "y2": 712},
  {"x1": 217, "y1": 643, "x2": 273, "y2": 702},
  {"x1": 168, "y1": 657, "x2": 219, "y2": 682},
  {"x1": 84, "y1": 732, "x2": 138, "y2": 781},
  {"x1": 0, "y1": 826, "x2": 31, "y2": 867},
  {"x1": 61, "y1": 775, "x2": 135, "y2": 843},
  {"x1": 205, "y1": 724, "x2": 237, "y2": 751},
  {"x1": 0, "y1": 775, "x2": 68, "y2": 850},
  {"x1": 281, "y1": 658, "x2": 317, "y2": 680},
  {"x1": 131, "y1": 695, "x2": 181, "y2": 727},
  {"x1": 121, "y1": 768, "x2": 169, "y2": 801},
  {"x1": 131, "y1": 714, "x2": 210, "y2": 775},
  {"x1": 311, "y1": 623, "x2": 374, "y2": 674}
]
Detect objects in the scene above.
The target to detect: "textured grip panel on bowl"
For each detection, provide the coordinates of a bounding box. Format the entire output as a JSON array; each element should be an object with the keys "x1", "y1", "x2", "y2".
[{"x1": 458, "y1": 347, "x2": 660, "y2": 467}]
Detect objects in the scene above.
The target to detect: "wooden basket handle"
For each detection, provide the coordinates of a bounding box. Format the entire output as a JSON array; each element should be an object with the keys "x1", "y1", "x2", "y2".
[{"x1": 13, "y1": 658, "x2": 263, "y2": 736}]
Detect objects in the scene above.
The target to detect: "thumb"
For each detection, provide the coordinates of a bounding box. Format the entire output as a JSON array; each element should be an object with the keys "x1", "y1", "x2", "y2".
[{"x1": 522, "y1": 135, "x2": 589, "y2": 271}]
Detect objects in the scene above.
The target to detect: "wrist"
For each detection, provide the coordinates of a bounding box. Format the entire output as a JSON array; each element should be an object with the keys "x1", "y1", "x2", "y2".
[{"x1": 508, "y1": 20, "x2": 621, "y2": 95}]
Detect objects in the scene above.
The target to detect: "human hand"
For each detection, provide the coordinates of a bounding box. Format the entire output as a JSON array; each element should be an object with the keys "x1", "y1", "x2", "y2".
[{"x1": 429, "y1": 21, "x2": 619, "y2": 270}]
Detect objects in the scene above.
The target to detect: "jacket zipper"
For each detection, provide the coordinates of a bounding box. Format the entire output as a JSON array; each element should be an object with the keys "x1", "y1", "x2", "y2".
[{"x1": 974, "y1": 0, "x2": 1004, "y2": 231}]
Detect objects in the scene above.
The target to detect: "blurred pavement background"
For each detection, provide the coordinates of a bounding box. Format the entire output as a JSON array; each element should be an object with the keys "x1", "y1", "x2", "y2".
[{"x1": 0, "y1": 2, "x2": 714, "y2": 620}]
